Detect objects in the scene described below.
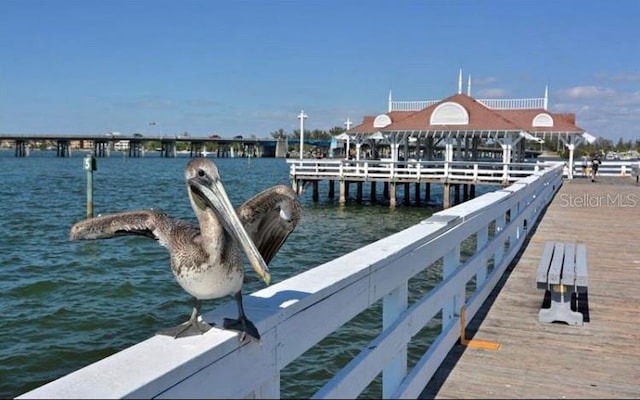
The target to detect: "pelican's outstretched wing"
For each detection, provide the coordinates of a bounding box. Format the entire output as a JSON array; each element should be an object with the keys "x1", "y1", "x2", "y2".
[
  {"x1": 69, "y1": 210, "x2": 199, "y2": 250},
  {"x1": 237, "y1": 185, "x2": 301, "y2": 265}
]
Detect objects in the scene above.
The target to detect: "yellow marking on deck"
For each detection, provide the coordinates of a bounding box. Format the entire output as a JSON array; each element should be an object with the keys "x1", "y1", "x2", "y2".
[{"x1": 459, "y1": 306, "x2": 500, "y2": 350}]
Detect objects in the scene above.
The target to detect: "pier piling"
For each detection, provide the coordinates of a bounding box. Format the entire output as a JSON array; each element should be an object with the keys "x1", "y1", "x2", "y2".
[{"x1": 83, "y1": 155, "x2": 96, "y2": 218}]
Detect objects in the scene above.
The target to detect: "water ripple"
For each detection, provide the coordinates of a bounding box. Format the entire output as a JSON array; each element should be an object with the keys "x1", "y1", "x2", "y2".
[{"x1": 0, "y1": 153, "x2": 458, "y2": 399}]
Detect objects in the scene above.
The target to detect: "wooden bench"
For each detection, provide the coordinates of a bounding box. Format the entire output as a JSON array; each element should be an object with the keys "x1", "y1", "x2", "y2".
[{"x1": 536, "y1": 242, "x2": 589, "y2": 325}]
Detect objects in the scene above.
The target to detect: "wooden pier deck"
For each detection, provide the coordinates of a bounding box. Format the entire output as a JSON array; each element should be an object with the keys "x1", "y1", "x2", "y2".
[{"x1": 422, "y1": 176, "x2": 640, "y2": 399}]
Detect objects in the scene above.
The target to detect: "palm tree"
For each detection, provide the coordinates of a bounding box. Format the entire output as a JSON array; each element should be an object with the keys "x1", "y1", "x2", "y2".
[{"x1": 270, "y1": 129, "x2": 287, "y2": 139}]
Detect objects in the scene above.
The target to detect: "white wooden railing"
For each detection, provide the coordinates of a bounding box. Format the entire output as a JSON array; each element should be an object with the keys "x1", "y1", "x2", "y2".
[
  {"x1": 476, "y1": 97, "x2": 545, "y2": 110},
  {"x1": 389, "y1": 100, "x2": 440, "y2": 112},
  {"x1": 541, "y1": 160, "x2": 640, "y2": 178},
  {"x1": 18, "y1": 164, "x2": 564, "y2": 399},
  {"x1": 288, "y1": 159, "x2": 552, "y2": 185},
  {"x1": 388, "y1": 97, "x2": 545, "y2": 111},
  {"x1": 579, "y1": 160, "x2": 640, "y2": 177}
]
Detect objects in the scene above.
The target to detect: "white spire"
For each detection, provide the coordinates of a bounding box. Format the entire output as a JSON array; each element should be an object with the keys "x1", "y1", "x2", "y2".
[
  {"x1": 458, "y1": 69, "x2": 463, "y2": 94},
  {"x1": 544, "y1": 85, "x2": 549, "y2": 109},
  {"x1": 467, "y1": 74, "x2": 471, "y2": 96},
  {"x1": 388, "y1": 90, "x2": 393, "y2": 112}
]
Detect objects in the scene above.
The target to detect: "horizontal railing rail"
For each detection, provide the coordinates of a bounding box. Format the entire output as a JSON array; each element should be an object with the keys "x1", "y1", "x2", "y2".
[
  {"x1": 389, "y1": 100, "x2": 441, "y2": 112},
  {"x1": 476, "y1": 97, "x2": 545, "y2": 109},
  {"x1": 19, "y1": 164, "x2": 563, "y2": 399},
  {"x1": 287, "y1": 159, "x2": 553, "y2": 185},
  {"x1": 541, "y1": 160, "x2": 640, "y2": 177}
]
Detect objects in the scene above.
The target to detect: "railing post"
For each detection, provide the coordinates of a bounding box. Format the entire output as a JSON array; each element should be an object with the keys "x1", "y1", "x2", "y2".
[
  {"x1": 510, "y1": 202, "x2": 519, "y2": 247},
  {"x1": 442, "y1": 244, "x2": 461, "y2": 329},
  {"x1": 382, "y1": 283, "x2": 408, "y2": 398},
  {"x1": 494, "y1": 213, "x2": 506, "y2": 266},
  {"x1": 253, "y1": 374, "x2": 280, "y2": 398},
  {"x1": 476, "y1": 226, "x2": 489, "y2": 287},
  {"x1": 502, "y1": 163, "x2": 509, "y2": 185}
]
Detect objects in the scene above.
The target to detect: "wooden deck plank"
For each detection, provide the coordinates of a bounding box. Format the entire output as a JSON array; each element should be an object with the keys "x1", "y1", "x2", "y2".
[{"x1": 422, "y1": 177, "x2": 640, "y2": 399}]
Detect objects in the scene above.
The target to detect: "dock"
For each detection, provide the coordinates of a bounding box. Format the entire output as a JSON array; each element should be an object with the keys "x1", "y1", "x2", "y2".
[{"x1": 422, "y1": 177, "x2": 640, "y2": 399}]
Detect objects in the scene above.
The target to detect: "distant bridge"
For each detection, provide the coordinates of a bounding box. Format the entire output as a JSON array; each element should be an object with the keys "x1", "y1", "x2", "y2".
[
  {"x1": 0, "y1": 134, "x2": 338, "y2": 158},
  {"x1": 0, "y1": 133, "x2": 285, "y2": 158}
]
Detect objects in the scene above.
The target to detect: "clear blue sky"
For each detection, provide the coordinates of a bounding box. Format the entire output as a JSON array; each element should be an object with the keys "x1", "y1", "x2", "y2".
[{"x1": 1, "y1": 0, "x2": 638, "y2": 142}]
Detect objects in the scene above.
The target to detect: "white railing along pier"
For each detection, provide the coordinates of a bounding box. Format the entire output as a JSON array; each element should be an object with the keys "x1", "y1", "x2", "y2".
[
  {"x1": 18, "y1": 165, "x2": 564, "y2": 399},
  {"x1": 288, "y1": 159, "x2": 549, "y2": 186}
]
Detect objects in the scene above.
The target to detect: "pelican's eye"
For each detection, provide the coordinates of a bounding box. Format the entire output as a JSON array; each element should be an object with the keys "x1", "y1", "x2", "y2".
[{"x1": 198, "y1": 169, "x2": 205, "y2": 177}]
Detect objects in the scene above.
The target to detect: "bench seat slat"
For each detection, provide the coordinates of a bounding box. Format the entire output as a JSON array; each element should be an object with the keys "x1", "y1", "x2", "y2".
[
  {"x1": 575, "y1": 243, "x2": 589, "y2": 291},
  {"x1": 536, "y1": 241, "x2": 556, "y2": 288},
  {"x1": 548, "y1": 242, "x2": 564, "y2": 284},
  {"x1": 561, "y1": 243, "x2": 576, "y2": 286}
]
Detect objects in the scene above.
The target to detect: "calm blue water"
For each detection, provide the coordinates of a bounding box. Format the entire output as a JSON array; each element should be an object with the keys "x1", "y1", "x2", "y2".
[{"x1": 0, "y1": 150, "x2": 484, "y2": 398}]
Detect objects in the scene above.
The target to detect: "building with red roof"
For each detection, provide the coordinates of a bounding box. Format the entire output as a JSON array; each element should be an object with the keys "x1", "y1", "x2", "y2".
[{"x1": 344, "y1": 72, "x2": 595, "y2": 178}]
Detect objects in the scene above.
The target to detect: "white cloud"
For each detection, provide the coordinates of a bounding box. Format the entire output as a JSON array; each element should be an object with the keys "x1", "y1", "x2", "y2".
[
  {"x1": 476, "y1": 88, "x2": 510, "y2": 98},
  {"x1": 594, "y1": 72, "x2": 640, "y2": 82},
  {"x1": 552, "y1": 88, "x2": 640, "y2": 141},
  {"x1": 557, "y1": 86, "x2": 615, "y2": 99},
  {"x1": 472, "y1": 76, "x2": 497, "y2": 86}
]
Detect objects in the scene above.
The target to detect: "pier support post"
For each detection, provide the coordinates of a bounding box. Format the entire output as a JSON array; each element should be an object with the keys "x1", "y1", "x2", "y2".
[
  {"x1": 312, "y1": 181, "x2": 319, "y2": 202},
  {"x1": 328, "y1": 180, "x2": 335, "y2": 198},
  {"x1": 57, "y1": 139, "x2": 71, "y2": 157},
  {"x1": 388, "y1": 182, "x2": 397, "y2": 208},
  {"x1": 425, "y1": 182, "x2": 431, "y2": 205},
  {"x1": 414, "y1": 182, "x2": 421, "y2": 205},
  {"x1": 15, "y1": 140, "x2": 29, "y2": 157},
  {"x1": 370, "y1": 181, "x2": 377, "y2": 204},
  {"x1": 403, "y1": 183, "x2": 410, "y2": 205},
  {"x1": 454, "y1": 184, "x2": 461, "y2": 205},
  {"x1": 356, "y1": 182, "x2": 363, "y2": 203},
  {"x1": 339, "y1": 180, "x2": 346, "y2": 205},
  {"x1": 443, "y1": 183, "x2": 451, "y2": 209}
]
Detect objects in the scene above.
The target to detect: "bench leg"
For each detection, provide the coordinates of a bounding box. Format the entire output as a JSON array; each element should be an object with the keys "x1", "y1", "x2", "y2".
[
  {"x1": 576, "y1": 290, "x2": 590, "y2": 323},
  {"x1": 539, "y1": 285, "x2": 583, "y2": 326}
]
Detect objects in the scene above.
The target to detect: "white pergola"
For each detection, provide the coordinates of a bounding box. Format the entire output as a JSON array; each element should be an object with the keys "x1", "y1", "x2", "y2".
[{"x1": 344, "y1": 129, "x2": 595, "y2": 178}]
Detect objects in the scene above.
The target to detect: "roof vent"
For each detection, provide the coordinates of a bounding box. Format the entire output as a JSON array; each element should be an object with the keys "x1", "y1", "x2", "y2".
[
  {"x1": 532, "y1": 113, "x2": 553, "y2": 127},
  {"x1": 430, "y1": 102, "x2": 469, "y2": 125},
  {"x1": 373, "y1": 114, "x2": 392, "y2": 128}
]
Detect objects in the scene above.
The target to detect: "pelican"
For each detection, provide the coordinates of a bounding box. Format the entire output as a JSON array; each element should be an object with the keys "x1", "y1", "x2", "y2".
[{"x1": 70, "y1": 158, "x2": 301, "y2": 342}]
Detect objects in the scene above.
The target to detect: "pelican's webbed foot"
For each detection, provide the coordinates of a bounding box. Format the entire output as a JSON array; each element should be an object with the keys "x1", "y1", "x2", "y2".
[
  {"x1": 223, "y1": 315, "x2": 260, "y2": 343},
  {"x1": 158, "y1": 318, "x2": 213, "y2": 339},
  {"x1": 223, "y1": 291, "x2": 261, "y2": 343},
  {"x1": 157, "y1": 299, "x2": 213, "y2": 339}
]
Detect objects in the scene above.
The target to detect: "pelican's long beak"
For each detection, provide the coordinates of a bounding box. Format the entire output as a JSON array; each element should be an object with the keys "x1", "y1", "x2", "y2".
[{"x1": 189, "y1": 176, "x2": 271, "y2": 286}]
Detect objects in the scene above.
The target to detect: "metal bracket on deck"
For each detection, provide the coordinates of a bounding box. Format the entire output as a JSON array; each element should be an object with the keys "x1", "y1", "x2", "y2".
[{"x1": 459, "y1": 306, "x2": 500, "y2": 350}]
